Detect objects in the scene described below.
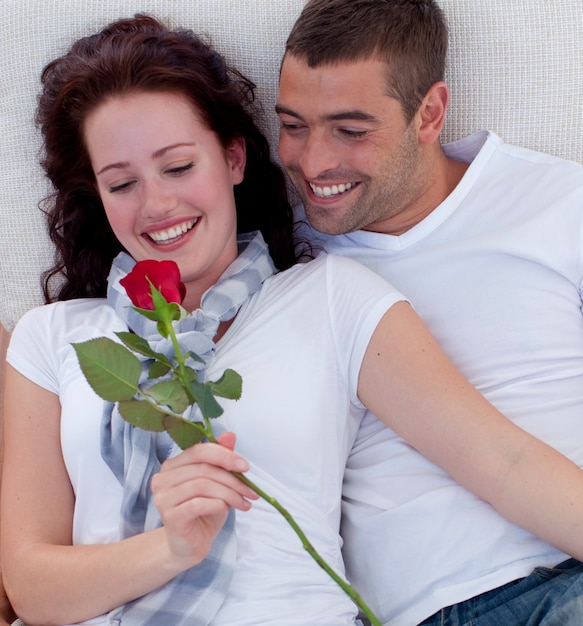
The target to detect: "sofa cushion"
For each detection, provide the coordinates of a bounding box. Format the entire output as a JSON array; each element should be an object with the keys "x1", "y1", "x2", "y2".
[{"x1": 1, "y1": 0, "x2": 582, "y2": 330}]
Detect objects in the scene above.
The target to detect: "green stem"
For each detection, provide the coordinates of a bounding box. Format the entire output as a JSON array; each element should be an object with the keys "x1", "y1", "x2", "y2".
[
  {"x1": 167, "y1": 324, "x2": 189, "y2": 382},
  {"x1": 237, "y1": 471, "x2": 381, "y2": 626},
  {"x1": 165, "y1": 321, "x2": 200, "y2": 408},
  {"x1": 204, "y1": 427, "x2": 381, "y2": 625}
]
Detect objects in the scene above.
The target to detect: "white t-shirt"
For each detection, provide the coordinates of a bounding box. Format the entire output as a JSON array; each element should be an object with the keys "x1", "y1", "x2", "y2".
[
  {"x1": 8, "y1": 253, "x2": 406, "y2": 626},
  {"x1": 298, "y1": 131, "x2": 583, "y2": 625}
]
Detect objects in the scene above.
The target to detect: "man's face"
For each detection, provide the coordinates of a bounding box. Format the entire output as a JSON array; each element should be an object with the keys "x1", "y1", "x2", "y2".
[{"x1": 277, "y1": 55, "x2": 428, "y2": 236}]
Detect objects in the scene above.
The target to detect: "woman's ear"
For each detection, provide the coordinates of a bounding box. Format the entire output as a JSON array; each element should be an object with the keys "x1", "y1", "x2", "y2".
[
  {"x1": 227, "y1": 137, "x2": 247, "y2": 185},
  {"x1": 415, "y1": 81, "x2": 448, "y2": 145}
]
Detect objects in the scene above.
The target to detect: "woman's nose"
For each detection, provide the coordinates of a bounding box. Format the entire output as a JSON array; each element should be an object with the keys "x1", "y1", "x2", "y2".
[{"x1": 141, "y1": 179, "x2": 178, "y2": 218}]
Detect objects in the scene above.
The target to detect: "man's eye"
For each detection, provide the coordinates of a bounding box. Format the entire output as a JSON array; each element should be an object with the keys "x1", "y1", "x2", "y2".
[
  {"x1": 280, "y1": 121, "x2": 305, "y2": 134},
  {"x1": 166, "y1": 162, "x2": 194, "y2": 176},
  {"x1": 338, "y1": 128, "x2": 368, "y2": 139}
]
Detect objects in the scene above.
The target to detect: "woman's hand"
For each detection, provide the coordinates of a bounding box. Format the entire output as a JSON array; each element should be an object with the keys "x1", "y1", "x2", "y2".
[
  {"x1": 151, "y1": 432, "x2": 258, "y2": 566},
  {"x1": 3, "y1": 369, "x2": 253, "y2": 624}
]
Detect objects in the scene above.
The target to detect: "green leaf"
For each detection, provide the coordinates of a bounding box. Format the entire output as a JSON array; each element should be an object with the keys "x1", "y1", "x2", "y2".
[
  {"x1": 149, "y1": 286, "x2": 175, "y2": 335},
  {"x1": 115, "y1": 331, "x2": 172, "y2": 365},
  {"x1": 145, "y1": 379, "x2": 189, "y2": 413},
  {"x1": 175, "y1": 304, "x2": 189, "y2": 321},
  {"x1": 130, "y1": 306, "x2": 161, "y2": 322},
  {"x1": 118, "y1": 399, "x2": 166, "y2": 431},
  {"x1": 185, "y1": 351, "x2": 206, "y2": 365},
  {"x1": 183, "y1": 366, "x2": 199, "y2": 382},
  {"x1": 73, "y1": 338, "x2": 141, "y2": 402},
  {"x1": 150, "y1": 283, "x2": 171, "y2": 312},
  {"x1": 209, "y1": 369, "x2": 242, "y2": 400},
  {"x1": 156, "y1": 319, "x2": 170, "y2": 339},
  {"x1": 189, "y1": 378, "x2": 224, "y2": 419},
  {"x1": 150, "y1": 285, "x2": 185, "y2": 322},
  {"x1": 149, "y1": 360, "x2": 172, "y2": 378},
  {"x1": 164, "y1": 414, "x2": 206, "y2": 449}
]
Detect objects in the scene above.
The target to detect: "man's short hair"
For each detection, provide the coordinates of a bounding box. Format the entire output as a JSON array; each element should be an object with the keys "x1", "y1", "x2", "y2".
[{"x1": 284, "y1": 0, "x2": 448, "y2": 122}]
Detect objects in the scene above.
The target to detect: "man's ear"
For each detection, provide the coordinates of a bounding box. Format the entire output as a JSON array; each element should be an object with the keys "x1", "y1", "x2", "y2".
[
  {"x1": 416, "y1": 81, "x2": 449, "y2": 145},
  {"x1": 227, "y1": 137, "x2": 247, "y2": 185}
]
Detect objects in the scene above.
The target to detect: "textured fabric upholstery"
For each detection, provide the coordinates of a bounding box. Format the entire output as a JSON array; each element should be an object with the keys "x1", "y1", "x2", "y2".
[
  {"x1": 0, "y1": 0, "x2": 305, "y2": 331},
  {"x1": 2, "y1": 2, "x2": 583, "y2": 625},
  {"x1": 0, "y1": 0, "x2": 582, "y2": 332},
  {"x1": 440, "y1": 0, "x2": 583, "y2": 158}
]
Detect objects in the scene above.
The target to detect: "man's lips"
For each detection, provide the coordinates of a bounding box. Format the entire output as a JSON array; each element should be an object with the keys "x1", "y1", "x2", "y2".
[{"x1": 308, "y1": 181, "x2": 358, "y2": 199}]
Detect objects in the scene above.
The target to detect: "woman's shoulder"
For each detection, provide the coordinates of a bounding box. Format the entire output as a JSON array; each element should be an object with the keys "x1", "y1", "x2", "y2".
[
  {"x1": 15, "y1": 297, "x2": 111, "y2": 327},
  {"x1": 7, "y1": 298, "x2": 122, "y2": 390},
  {"x1": 274, "y1": 251, "x2": 372, "y2": 278},
  {"x1": 271, "y1": 252, "x2": 403, "y2": 295},
  {"x1": 12, "y1": 298, "x2": 123, "y2": 347}
]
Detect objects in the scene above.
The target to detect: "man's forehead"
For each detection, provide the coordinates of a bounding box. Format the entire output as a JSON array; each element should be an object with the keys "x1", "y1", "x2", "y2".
[
  {"x1": 277, "y1": 55, "x2": 396, "y2": 120},
  {"x1": 280, "y1": 52, "x2": 389, "y2": 77}
]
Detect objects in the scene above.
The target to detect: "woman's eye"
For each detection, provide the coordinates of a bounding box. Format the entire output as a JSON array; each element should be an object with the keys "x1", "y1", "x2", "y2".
[
  {"x1": 109, "y1": 180, "x2": 135, "y2": 193},
  {"x1": 166, "y1": 162, "x2": 194, "y2": 176}
]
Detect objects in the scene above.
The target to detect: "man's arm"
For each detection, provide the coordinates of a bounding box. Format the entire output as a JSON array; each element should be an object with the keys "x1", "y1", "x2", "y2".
[{"x1": 0, "y1": 324, "x2": 17, "y2": 626}]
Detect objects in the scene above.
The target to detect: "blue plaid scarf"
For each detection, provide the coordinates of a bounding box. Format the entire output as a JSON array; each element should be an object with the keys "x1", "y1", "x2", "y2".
[{"x1": 101, "y1": 232, "x2": 276, "y2": 625}]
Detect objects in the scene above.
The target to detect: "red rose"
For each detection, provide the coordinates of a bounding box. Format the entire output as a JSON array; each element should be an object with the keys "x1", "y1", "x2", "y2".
[{"x1": 120, "y1": 260, "x2": 186, "y2": 310}]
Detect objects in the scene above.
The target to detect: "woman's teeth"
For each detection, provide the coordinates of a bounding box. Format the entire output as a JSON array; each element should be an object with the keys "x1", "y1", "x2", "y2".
[
  {"x1": 309, "y1": 182, "x2": 354, "y2": 198},
  {"x1": 148, "y1": 219, "x2": 198, "y2": 244}
]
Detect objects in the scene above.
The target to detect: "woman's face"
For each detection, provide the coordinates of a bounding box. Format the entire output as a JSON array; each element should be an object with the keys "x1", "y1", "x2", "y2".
[{"x1": 84, "y1": 90, "x2": 246, "y2": 308}]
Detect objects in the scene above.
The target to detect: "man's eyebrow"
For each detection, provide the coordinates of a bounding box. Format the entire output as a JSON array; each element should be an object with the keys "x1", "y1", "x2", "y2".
[
  {"x1": 326, "y1": 110, "x2": 377, "y2": 123},
  {"x1": 275, "y1": 104, "x2": 301, "y2": 118},
  {"x1": 275, "y1": 104, "x2": 377, "y2": 123}
]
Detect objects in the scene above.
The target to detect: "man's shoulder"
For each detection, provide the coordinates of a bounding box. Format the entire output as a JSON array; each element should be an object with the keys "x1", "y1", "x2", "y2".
[{"x1": 445, "y1": 130, "x2": 583, "y2": 176}]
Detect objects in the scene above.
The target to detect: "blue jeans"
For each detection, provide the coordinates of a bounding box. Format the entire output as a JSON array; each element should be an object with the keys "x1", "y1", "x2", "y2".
[{"x1": 419, "y1": 559, "x2": 583, "y2": 626}]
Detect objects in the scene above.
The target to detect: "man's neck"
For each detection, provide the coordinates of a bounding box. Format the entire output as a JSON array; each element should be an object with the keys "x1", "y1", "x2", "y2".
[{"x1": 363, "y1": 152, "x2": 469, "y2": 236}]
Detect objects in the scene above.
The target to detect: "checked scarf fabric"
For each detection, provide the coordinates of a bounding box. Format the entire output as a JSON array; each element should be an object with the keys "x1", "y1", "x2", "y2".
[{"x1": 101, "y1": 231, "x2": 276, "y2": 625}]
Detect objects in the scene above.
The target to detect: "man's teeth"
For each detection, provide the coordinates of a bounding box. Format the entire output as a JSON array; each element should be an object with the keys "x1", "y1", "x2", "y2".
[
  {"x1": 149, "y1": 219, "x2": 197, "y2": 243},
  {"x1": 309, "y1": 182, "x2": 354, "y2": 198}
]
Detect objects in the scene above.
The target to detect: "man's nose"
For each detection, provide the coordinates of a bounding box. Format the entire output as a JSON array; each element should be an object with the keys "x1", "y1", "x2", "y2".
[{"x1": 298, "y1": 130, "x2": 341, "y2": 179}]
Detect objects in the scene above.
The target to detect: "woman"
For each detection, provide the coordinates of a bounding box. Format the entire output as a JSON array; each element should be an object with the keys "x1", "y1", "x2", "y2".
[{"x1": 4, "y1": 14, "x2": 583, "y2": 626}]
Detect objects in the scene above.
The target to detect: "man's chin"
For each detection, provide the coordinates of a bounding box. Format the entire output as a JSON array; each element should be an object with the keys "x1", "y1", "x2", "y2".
[{"x1": 300, "y1": 204, "x2": 353, "y2": 236}]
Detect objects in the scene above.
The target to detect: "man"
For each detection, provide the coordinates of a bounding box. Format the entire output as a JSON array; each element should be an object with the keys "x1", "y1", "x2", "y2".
[{"x1": 277, "y1": 0, "x2": 583, "y2": 624}]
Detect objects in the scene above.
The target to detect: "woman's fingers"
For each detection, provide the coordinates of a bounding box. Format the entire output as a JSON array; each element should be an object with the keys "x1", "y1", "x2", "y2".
[
  {"x1": 152, "y1": 435, "x2": 258, "y2": 530},
  {"x1": 154, "y1": 437, "x2": 258, "y2": 502},
  {"x1": 162, "y1": 436, "x2": 249, "y2": 473},
  {"x1": 152, "y1": 463, "x2": 256, "y2": 513},
  {"x1": 150, "y1": 436, "x2": 259, "y2": 564},
  {"x1": 216, "y1": 430, "x2": 237, "y2": 451}
]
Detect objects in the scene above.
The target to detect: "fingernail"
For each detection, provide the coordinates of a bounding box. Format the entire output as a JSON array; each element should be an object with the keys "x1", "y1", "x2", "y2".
[{"x1": 234, "y1": 458, "x2": 248, "y2": 472}]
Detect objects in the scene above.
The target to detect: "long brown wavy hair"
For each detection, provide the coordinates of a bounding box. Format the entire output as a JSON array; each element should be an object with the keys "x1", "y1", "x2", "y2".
[{"x1": 38, "y1": 14, "x2": 299, "y2": 302}]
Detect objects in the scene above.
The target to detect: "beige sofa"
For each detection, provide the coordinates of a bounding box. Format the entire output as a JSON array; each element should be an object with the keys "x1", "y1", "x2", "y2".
[
  {"x1": 1, "y1": 1, "x2": 583, "y2": 624},
  {"x1": 1, "y1": 0, "x2": 583, "y2": 337}
]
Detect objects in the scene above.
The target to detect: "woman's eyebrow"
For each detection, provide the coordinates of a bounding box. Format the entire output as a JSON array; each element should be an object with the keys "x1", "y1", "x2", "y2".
[{"x1": 96, "y1": 142, "x2": 197, "y2": 176}]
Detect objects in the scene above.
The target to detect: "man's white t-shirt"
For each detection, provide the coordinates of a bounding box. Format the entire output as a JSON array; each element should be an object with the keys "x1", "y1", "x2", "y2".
[{"x1": 298, "y1": 131, "x2": 583, "y2": 625}]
